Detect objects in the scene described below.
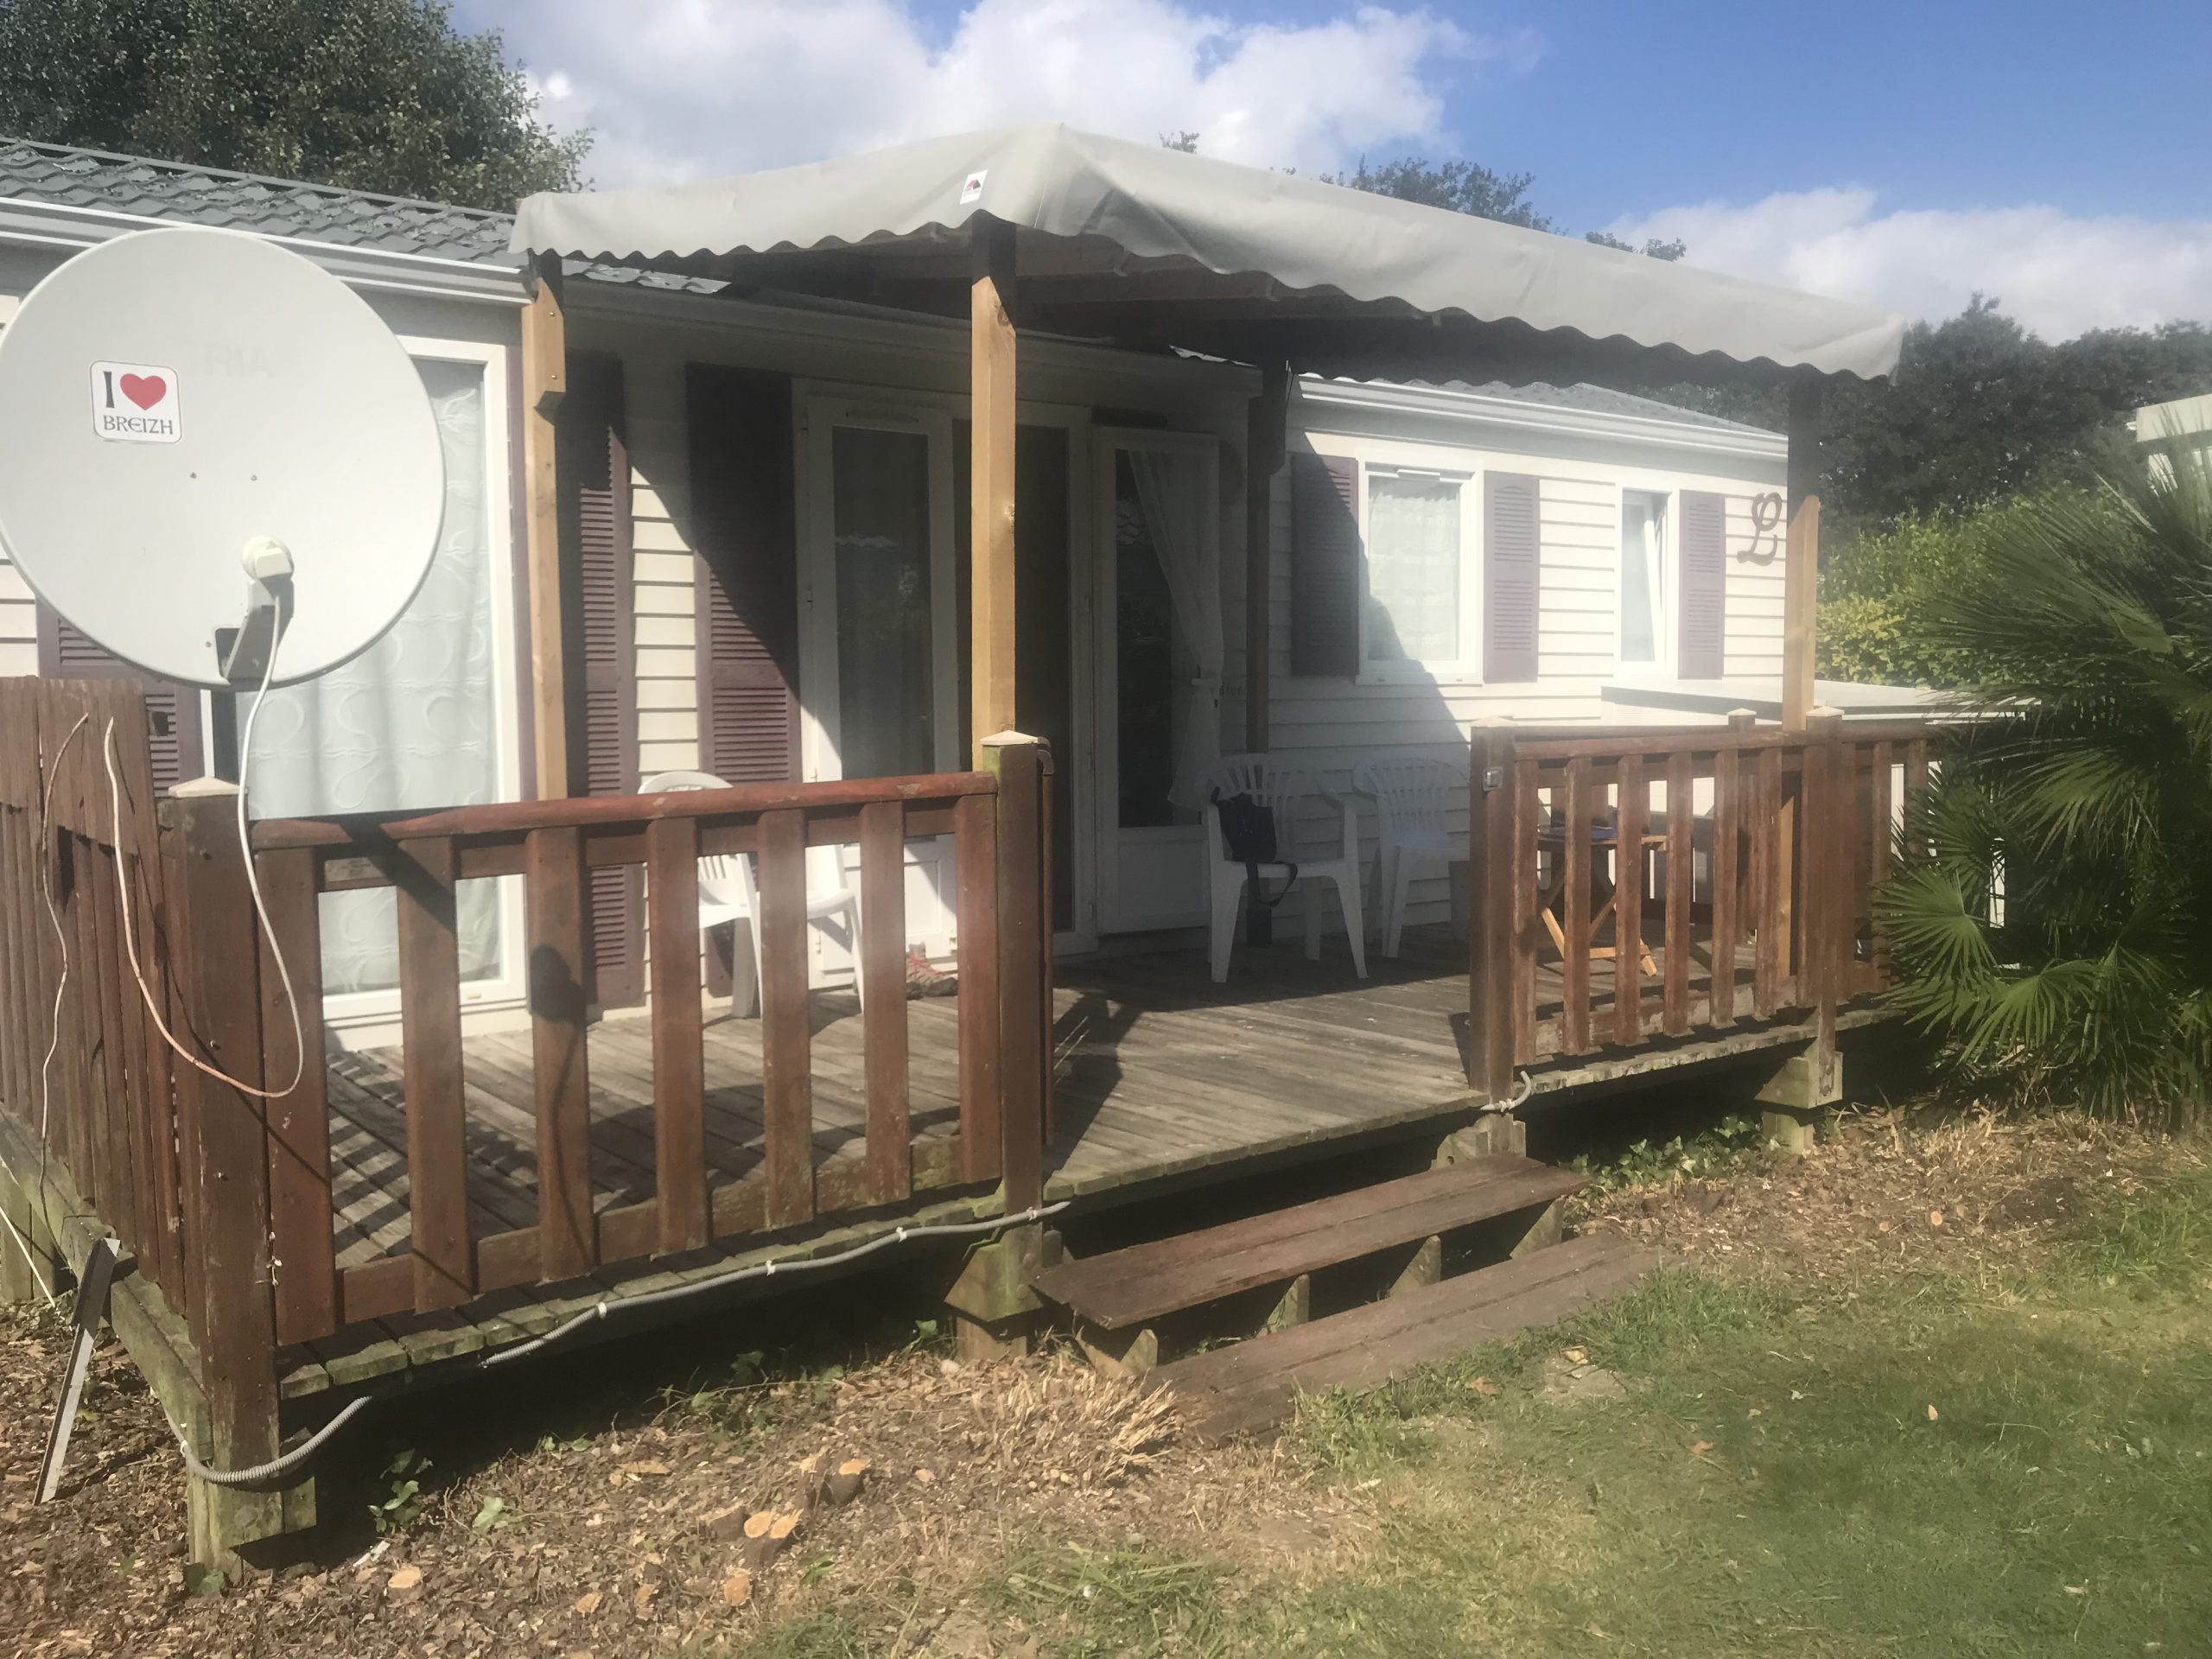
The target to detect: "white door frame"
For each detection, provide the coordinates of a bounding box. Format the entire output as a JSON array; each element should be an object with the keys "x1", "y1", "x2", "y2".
[
  {"x1": 794, "y1": 382, "x2": 1097, "y2": 958},
  {"x1": 1090, "y1": 426, "x2": 1219, "y2": 936}
]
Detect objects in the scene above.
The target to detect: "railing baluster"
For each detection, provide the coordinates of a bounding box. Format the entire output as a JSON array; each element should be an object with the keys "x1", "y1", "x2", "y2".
[
  {"x1": 646, "y1": 816, "x2": 708, "y2": 1254},
  {"x1": 1560, "y1": 755, "x2": 1591, "y2": 1055},
  {"x1": 1752, "y1": 747, "x2": 1782, "y2": 1017},
  {"x1": 757, "y1": 807, "x2": 815, "y2": 1229},
  {"x1": 257, "y1": 844, "x2": 336, "y2": 1344},
  {"x1": 1466, "y1": 721, "x2": 1516, "y2": 1099},
  {"x1": 1869, "y1": 741, "x2": 1895, "y2": 986},
  {"x1": 1510, "y1": 756, "x2": 1539, "y2": 1066},
  {"x1": 1613, "y1": 753, "x2": 1644, "y2": 1046},
  {"x1": 396, "y1": 835, "x2": 471, "y2": 1311},
  {"x1": 984, "y1": 735, "x2": 1049, "y2": 1214},
  {"x1": 1662, "y1": 751, "x2": 1693, "y2": 1035},
  {"x1": 526, "y1": 824, "x2": 596, "y2": 1279},
  {"x1": 859, "y1": 799, "x2": 912, "y2": 1202},
  {"x1": 1710, "y1": 727, "x2": 1745, "y2": 1029},
  {"x1": 955, "y1": 790, "x2": 1001, "y2": 1182}
]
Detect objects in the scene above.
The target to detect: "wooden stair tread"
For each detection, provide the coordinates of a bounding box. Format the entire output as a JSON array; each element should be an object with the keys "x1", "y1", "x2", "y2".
[
  {"x1": 1151, "y1": 1234, "x2": 1662, "y2": 1441},
  {"x1": 1031, "y1": 1154, "x2": 1583, "y2": 1330}
]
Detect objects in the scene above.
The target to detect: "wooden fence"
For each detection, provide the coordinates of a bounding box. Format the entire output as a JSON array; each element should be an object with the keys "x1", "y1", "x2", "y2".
[
  {"x1": 1465, "y1": 712, "x2": 1933, "y2": 1099},
  {"x1": 0, "y1": 679, "x2": 185, "y2": 1303}
]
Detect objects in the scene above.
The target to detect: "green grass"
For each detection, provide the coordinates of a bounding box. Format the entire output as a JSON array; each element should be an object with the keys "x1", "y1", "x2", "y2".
[{"x1": 719, "y1": 1173, "x2": 2212, "y2": 1657}]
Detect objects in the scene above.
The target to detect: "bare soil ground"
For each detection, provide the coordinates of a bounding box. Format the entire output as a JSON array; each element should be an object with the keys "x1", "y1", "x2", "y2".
[
  {"x1": 1573, "y1": 1103, "x2": 2194, "y2": 1281},
  {"x1": 3, "y1": 1103, "x2": 2202, "y2": 1658}
]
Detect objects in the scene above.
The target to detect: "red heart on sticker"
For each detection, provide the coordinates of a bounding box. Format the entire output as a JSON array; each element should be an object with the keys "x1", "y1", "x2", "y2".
[{"x1": 119, "y1": 373, "x2": 167, "y2": 410}]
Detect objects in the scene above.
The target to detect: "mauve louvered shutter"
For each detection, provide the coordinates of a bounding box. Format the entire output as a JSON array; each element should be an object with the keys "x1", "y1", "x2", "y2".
[
  {"x1": 687, "y1": 365, "x2": 799, "y2": 785},
  {"x1": 1290, "y1": 451, "x2": 1360, "y2": 678},
  {"x1": 1483, "y1": 472, "x2": 1541, "y2": 683},
  {"x1": 559, "y1": 353, "x2": 645, "y2": 1007},
  {"x1": 35, "y1": 608, "x2": 204, "y2": 792},
  {"x1": 1677, "y1": 490, "x2": 1727, "y2": 680}
]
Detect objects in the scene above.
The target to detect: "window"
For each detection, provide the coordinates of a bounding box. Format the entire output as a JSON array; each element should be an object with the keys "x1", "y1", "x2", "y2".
[
  {"x1": 1363, "y1": 470, "x2": 1464, "y2": 667},
  {"x1": 1619, "y1": 489, "x2": 1669, "y2": 668},
  {"x1": 242, "y1": 346, "x2": 521, "y2": 1008}
]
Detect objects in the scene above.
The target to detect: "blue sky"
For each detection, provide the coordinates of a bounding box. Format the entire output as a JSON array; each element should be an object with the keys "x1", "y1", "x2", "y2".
[
  {"x1": 885, "y1": 0, "x2": 2209, "y2": 229},
  {"x1": 474, "y1": 1, "x2": 2212, "y2": 337}
]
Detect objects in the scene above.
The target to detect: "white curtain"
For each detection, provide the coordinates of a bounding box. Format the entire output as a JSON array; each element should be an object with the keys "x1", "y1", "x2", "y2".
[
  {"x1": 1128, "y1": 447, "x2": 1222, "y2": 810},
  {"x1": 1364, "y1": 475, "x2": 1461, "y2": 663},
  {"x1": 245, "y1": 359, "x2": 501, "y2": 994},
  {"x1": 1621, "y1": 493, "x2": 1667, "y2": 664}
]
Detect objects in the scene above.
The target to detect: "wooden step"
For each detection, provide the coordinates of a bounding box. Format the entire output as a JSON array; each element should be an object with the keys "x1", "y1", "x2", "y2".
[
  {"x1": 1150, "y1": 1234, "x2": 1662, "y2": 1442},
  {"x1": 1030, "y1": 1154, "x2": 1582, "y2": 1330}
]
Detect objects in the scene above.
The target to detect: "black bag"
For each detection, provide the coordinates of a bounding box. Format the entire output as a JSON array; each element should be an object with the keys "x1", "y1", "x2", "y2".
[{"x1": 1212, "y1": 789, "x2": 1297, "y2": 908}]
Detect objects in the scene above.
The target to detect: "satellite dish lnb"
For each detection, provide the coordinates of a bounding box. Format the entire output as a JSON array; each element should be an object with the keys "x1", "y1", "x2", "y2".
[{"x1": 0, "y1": 227, "x2": 445, "y2": 690}]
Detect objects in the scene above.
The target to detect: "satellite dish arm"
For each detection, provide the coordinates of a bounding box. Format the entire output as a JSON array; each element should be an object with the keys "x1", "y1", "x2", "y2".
[{"x1": 216, "y1": 536, "x2": 295, "y2": 685}]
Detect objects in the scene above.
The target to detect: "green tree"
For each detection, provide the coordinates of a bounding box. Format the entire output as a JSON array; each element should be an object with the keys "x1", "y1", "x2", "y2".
[
  {"x1": 1876, "y1": 453, "x2": 2212, "y2": 1116},
  {"x1": 0, "y1": 0, "x2": 587, "y2": 209},
  {"x1": 1668, "y1": 298, "x2": 2212, "y2": 531},
  {"x1": 1815, "y1": 490, "x2": 2083, "y2": 687},
  {"x1": 1320, "y1": 155, "x2": 1686, "y2": 257}
]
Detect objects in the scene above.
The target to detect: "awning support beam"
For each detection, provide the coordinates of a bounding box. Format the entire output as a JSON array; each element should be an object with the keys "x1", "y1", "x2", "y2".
[
  {"x1": 1243, "y1": 359, "x2": 1289, "y2": 752},
  {"x1": 521, "y1": 251, "x2": 569, "y2": 799},
  {"x1": 969, "y1": 213, "x2": 1019, "y2": 765}
]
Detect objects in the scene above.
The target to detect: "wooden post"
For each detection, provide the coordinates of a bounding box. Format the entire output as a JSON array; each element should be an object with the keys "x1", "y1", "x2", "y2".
[
  {"x1": 522, "y1": 251, "x2": 570, "y2": 799},
  {"x1": 1808, "y1": 708, "x2": 1846, "y2": 1101},
  {"x1": 982, "y1": 734, "x2": 1049, "y2": 1214},
  {"x1": 1243, "y1": 360, "x2": 1289, "y2": 752},
  {"x1": 525, "y1": 824, "x2": 595, "y2": 1277},
  {"x1": 1783, "y1": 380, "x2": 1823, "y2": 730},
  {"x1": 162, "y1": 783, "x2": 289, "y2": 1567},
  {"x1": 1465, "y1": 719, "x2": 1516, "y2": 1103},
  {"x1": 970, "y1": 214, "x2": 1019, "y2": 766},
  {"x1": 1777, "y1": 379, "x2": 1822, "y2": 973},
  {"x1": 645, "y1": 817, "x2": 709, "y2": 1253}
]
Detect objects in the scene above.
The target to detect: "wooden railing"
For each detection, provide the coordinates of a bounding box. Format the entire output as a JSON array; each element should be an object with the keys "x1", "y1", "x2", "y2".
[
  {"x1": 0, "y1": 679, "x2": 1050, "y2": 1508},
  {"x1": 220, "y1": 735, "x2": 1053, "y2": 1348},
  {"x1": 1465, "y1": 713, "x2": 1932, "y2": 1100},
  {"x1": 0, "y1": 679, "x2": 185, "y2": 1304}
]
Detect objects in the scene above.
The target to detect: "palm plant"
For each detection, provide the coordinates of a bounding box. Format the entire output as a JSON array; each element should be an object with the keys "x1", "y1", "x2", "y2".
[{"x1": 1875, "y1": 448, "x2": 2212, "y2": 1117}]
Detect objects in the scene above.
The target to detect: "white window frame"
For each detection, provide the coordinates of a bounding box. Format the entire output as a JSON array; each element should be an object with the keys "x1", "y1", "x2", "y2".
[
  {"x1": 1613, "y1": 483, "x2": 1679, "y2": 681},
  {"x1": 318, "y1": 334, "x2": 526, "y2": 1030},
  {"x1": 1306, "y1": 436, "x2": 1485, "y2": 686}
]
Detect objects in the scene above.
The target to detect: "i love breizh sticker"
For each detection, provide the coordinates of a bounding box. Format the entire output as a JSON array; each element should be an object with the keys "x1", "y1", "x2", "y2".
[{"x1": 90, "y1": 360, "x2": 181, "y2": 443}]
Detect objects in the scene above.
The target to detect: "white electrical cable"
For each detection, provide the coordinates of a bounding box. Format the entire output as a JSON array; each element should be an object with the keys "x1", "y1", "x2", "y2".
[
  {"x1": 103, "y1": 636, "x2": 302, "y2": 1099},
  {"x1": 0, "y1": 713, "x2": 93, "y2": 1312},
  {"x1": 172, "y1": 1200, "x2": 1070, "y2": 1487},
  {"x1": 37, "y1": 714, "x2": 91, "y2": 1145},
  {"x1": 0, "y1": 1202, "x2": 58, "y2": 1310}
]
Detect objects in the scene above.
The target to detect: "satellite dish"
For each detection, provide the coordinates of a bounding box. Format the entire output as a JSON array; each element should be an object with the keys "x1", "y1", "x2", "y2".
[{"x1": 0, "y1": 226, "x2": 445, "y2": 690}]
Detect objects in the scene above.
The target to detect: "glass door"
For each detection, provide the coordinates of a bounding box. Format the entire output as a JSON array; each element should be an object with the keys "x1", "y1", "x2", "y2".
[
  {"x1": 1092, "y1": 429, "x2": 1220, "y2": 935},
  {"x1": 800, "y1": 398, "x2": 961, "y2": 964}
]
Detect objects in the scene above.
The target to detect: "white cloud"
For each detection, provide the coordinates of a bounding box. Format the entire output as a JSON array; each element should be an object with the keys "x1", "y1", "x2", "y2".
[
  {"x1": 1609, "y1": 188, "x2": 2212, "y2": 340},
  {"x1": 489, "y1": 0, "x2": 1536, "y2": 187}
]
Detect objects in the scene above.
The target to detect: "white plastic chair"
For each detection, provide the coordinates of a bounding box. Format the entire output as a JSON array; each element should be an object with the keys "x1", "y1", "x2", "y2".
[
  {"x1": 1353, "y1": 755, "x2": 1469, "y2": 958},
  {"x1": 641, "y1": 770, "x2": 867, "y2": 1018},
  {"x1": 1199, "y1": 753, "x2": 1367, "y2": 983}
]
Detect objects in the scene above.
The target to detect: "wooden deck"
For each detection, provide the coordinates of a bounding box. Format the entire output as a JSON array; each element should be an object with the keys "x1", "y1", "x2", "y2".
[{"x1": 326, "y1": 921, "x2": 1788, "y2": 1274}]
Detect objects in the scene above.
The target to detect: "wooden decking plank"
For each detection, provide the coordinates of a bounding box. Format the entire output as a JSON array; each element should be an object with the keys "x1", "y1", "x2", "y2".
[{"x1": 1034, "y1": 1157, "x2": 1582, "y2": 1328}]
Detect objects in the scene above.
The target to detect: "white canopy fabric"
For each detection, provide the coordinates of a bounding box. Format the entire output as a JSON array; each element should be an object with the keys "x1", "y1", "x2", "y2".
[{"x1": 515, "y1": 124, "x2": 1903, "y2": 384}]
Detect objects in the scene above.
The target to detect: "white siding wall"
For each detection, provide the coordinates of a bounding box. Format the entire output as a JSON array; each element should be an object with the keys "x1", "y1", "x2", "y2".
[
  {"x1": 0, "y1": 289, "x2": 41, "y2": 673},
  {"x1": 620, "y1": 349, "x2": 703, "y2": 780}
]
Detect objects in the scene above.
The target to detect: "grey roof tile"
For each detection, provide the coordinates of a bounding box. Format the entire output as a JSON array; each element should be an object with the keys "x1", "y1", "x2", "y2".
[{"x1": 0, "y1": 136, "x2": 517, "y2": 264}]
